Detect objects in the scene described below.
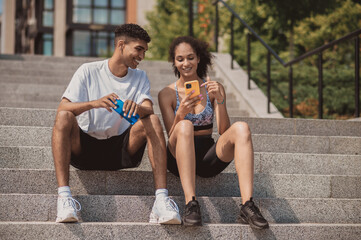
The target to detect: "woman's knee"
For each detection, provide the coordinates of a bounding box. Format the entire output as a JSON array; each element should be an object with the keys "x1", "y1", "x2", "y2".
[
  {"x1": 231, "y1": 121, "x2": 252, "y2": 141},
  {"x1": 174, "y1": 120, "x2": 194, "y2": 137}
]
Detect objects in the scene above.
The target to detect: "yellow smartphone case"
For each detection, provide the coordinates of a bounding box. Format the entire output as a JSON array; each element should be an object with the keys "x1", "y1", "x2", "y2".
[{"x1": 184, "y1": 80, "x2": 201, "y2": 105}]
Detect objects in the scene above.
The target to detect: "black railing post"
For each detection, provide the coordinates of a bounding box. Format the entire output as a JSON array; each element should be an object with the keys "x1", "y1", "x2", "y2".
[
  {"x1": 355, "y1": 36, "x2": 360, "y2": 117},
  {"x1": 267, "y1": 51, "x2": 271, "y2": 113},
  {"x1": 188, "y1": 0, "x2": 193, "y2": 37},
  {"x1": 215, "y1": 3, "x2": 219, "y2": 52},
  {"x1": 289, "y1": 66, "x2": 293, "y2": 118},
  {"x1": 230, "y1": 14, "x2": 234, "y2": 69},
  {"x1": 247, "y1": 33, "x2": 251, "y2": 90},
  {"x1": 318, "y1": 53, "x2": 323, "y2": 119}
]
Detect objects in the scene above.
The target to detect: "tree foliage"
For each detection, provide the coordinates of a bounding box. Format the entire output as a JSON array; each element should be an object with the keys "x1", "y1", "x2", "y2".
[
  {"x1": 146, "y1": 0, "x2": 361, "y2": 119},
  {"x1": 145, "y1": 0, "x2": 214, "y2": 60}
]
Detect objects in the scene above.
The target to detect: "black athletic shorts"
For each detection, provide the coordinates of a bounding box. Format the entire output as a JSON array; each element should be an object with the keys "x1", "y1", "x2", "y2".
[
  {"x1": 70, "y1": 127, "x2": 146, "y2": 170},
  {"x1": 167, "y1": 134, "x2": 231, "y2": 178}
]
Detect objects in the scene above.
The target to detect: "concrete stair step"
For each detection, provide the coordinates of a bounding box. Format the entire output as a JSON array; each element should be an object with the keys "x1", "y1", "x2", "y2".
[
  {"x1": 0, "y1": 69, "x2": 182, "y2": 81},
  {"x1": 1, "y1": 169, "x2": 361, "y2": 198},
  {"x1": 0, "y1": 103, "x2": 248, "y2": 116},
  {"x1": 0, "y1": 101, "x2": 60, "y2": 110},
  {"x1": 0, "y1": 69, "x2": 76, "y2": 79},
  {"x1": 0, "y1": 68, "x2": 214, "y2": 79},
  {"x1": 0, "y1": 54, "x2": 102, "y2": 63},
  {"x1": 0, "y1": 55, "x2": 171, "y2": 68},
  {"x1": 0, "y1": 92, "x2": 240, "y2": 109},
  {"x1": 0, "y1": 78, "x2": 224, "y2": 93},
  {"x1": 0, "y1": 75, "x2": 72, "y2": 85},
  {"x1": 1, "y1": 125, "x2": 360, "y2": 155},
  {"x1": 1, "y1": 107, "x2": 360, "y2": 136},
  {"x1": 0, "y1": 56, "x2": 181, "y2": 70},
  {"x1": 0, "y1": 79, "x2": 237, "y2": 103},
  {"x1": 0, "y1": 73, "x2": 215, "y2": 87},
  {"x1": 1, "y1": 194, "x2": 361, "y2": 224},
  {"x1": 1, "y1": 222, "x2": 360, "y2": 240},
  {"x1": 2, "y1": 146, "x2": 361, "y2": 175},
  {"x1": 0, "y1": 82, "x2": 166, "y2": 96}
]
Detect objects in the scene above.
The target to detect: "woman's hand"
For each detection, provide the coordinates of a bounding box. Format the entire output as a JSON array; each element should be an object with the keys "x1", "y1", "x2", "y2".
[
  {"x1": 177, "y1": 90, "x2": 203, "y2": 118},
  {"x1": 200, "y1": 76, "x2": 224, "y2": 104}
]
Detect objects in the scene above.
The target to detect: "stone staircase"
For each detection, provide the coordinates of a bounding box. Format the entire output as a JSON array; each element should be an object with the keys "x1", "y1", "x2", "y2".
[{"x1": 0, "y1": 54, "x2": 361, "y2": 239}]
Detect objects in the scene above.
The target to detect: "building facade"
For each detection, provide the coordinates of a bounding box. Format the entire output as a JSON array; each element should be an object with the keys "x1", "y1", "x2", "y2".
[{"x1": 0, "y1": 0, "x2": 155, "y2": 57}]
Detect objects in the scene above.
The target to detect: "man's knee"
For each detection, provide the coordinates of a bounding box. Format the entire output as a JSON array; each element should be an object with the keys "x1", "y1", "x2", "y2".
[
  {"x1": 140, "y1": 114, "x2": 162, "y2": 130},
  {"x1": 54, "y1": 111, "x2": 77, "y2": 132}
]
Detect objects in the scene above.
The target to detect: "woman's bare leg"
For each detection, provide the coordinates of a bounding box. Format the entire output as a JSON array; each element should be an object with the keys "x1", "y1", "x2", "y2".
[
  {"x1": 215, "y1": 121, "x2": 254, "y2": 204},
  {"x1": 168, "y1": 120, "x2": 196, "y2": 203}
]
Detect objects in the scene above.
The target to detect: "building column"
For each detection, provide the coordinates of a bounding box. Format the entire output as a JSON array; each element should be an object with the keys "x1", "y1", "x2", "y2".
[
  {"x1": 126, "y1": 0, "x2": 137, "y2": 24},
  {"x1": 1, "y1": 0, "x2": 16, "y2": 54},
  {"x1": 54, "y1": 0, "x2": 67, "y2": 56}
]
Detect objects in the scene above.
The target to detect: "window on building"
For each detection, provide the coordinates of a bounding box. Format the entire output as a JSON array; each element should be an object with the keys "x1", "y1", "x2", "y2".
[
  {"x1": 68, "y1": 0, "x2": 123, "y2": 57},
  {"x1": 72, "y1": 0, "x2": 125, "y2": 25},
  {"x1": 35, "y1": 0, "x2": 54, "y2": 55},
  {"x1": 73, "y1": 30, "x2": 114, "y2": 57},
  {"x1": 0, "y1": 0, "x2": 3, "y2": 47},
  {"x1": 0, "y1": 0, "x2": 3, "y2": 16},
  {"x1": 42, "y1": 0, "x2": 54, "y2": 27},
  {"x1": 43, "y1": 33, "x2": 53, "y2": 55}
]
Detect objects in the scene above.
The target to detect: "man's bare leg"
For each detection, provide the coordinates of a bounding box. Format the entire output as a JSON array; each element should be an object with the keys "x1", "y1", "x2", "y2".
[
  {"x1": 52, "y1": 111, "x2": 81, "y2": 187},
  {"x1": 127, "y1": 114, "x2": 167, "y2": 189},
  {"x1": 52, "y1": 110, "x2": 82, "y2": 223},
  {"x1": 127, "y1": 114, "x2": 181, "y2": 224}
]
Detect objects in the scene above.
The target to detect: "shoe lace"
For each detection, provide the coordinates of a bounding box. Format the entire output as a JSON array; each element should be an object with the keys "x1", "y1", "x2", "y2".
[
  {"x1": 247, "y1": 203, "x2": 261, "y2": 217},
  {"x1": 164, "y1": 197, "x2": 179, "y2": 213},
  {"x1": 187, "y1": 202, "x2": 199, "y2": 214},
  {"x1": 63, "y1": 197, "x2": 82, "y2": 212}
]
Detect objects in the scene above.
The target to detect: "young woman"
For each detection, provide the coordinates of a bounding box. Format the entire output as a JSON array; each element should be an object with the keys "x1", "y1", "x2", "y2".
[{"x1": 158, "y1": 36, "x2": 269, "y2": 229}]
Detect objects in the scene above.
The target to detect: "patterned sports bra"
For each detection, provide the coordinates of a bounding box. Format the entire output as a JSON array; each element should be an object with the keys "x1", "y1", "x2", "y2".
[{"x1": 174, "y1": 79, "x2": 214, "y2": 130}]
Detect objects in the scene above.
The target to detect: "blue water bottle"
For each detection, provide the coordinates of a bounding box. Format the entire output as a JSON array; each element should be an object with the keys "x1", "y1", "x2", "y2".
[{"x1": 112, "y1": 99, "x2": 140, "y2": 125}]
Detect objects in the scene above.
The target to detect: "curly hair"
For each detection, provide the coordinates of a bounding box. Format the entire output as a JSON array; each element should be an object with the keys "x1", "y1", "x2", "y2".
[
  {"x1": 114, "y1": 24, "x2": 151, "y2": 46},
  {"x1": 168, "y1": 36, "x2": 213, "y2": 79}
]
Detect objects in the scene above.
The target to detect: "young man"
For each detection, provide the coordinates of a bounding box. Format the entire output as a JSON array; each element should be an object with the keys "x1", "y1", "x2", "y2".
[{"x1": 52, "y1": 24, "x2": 181, "y2": 224}]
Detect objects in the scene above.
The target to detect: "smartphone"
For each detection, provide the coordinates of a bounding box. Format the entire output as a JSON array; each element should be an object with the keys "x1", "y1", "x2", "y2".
[
  {"x1": 111, "y1": 99, "x2": 139, "y2": 125},
  {"x1": 184, "y1": 80, "x2": 201, "y2": 105}
]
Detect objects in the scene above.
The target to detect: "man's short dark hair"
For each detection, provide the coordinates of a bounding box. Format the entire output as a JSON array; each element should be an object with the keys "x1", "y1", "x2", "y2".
[{"x1": 114, "y1": 24, "x2": 151, "y2": 46}]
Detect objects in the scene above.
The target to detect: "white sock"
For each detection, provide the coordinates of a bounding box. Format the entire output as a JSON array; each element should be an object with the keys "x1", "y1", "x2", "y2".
[
  {"x1": 58, "y1": 186, "x2": 72, "y2": 197},
  {"x1": 155, "y1": 189, "x2": 168, "y2": 199}
]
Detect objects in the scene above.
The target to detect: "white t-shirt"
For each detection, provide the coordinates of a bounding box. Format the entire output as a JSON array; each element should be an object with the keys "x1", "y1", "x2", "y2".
[{"x1": 62, "y1": 59, "x2": 153, "y2": 139}]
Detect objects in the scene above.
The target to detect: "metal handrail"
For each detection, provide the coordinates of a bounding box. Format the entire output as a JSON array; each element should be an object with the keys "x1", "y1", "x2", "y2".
[
  {"x1": 212, "y1": 0, "x2": 360, "y2": 118},
  {"x1": 285, "y1": 29, "x2": 361, "y2": 66}
]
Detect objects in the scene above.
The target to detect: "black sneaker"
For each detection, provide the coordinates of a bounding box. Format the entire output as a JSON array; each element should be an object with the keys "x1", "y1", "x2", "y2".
[
  {"x1": 182, "y1": 196, "x2": 202, "y2": 226},
  {"x1": 240, "y1": 198, "x2": 269, "y2": 230}
]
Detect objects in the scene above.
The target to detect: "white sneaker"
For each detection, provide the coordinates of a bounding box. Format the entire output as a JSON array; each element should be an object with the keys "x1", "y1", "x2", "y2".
[
  {"x1": 149, "y1": 196, "x2": 181, "y2": 224},
  {"x1": 55, "y1": 196, "x2": 81, "y2": 223}
]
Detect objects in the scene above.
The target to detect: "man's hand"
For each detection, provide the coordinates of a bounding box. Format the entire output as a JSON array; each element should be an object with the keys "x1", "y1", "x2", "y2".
[
  {"x1": 122, "y1": 100, "x2": 139, "y2": 118},
  {"x1": 92, "y1": 93, "x2": 119, "y2": 113}
]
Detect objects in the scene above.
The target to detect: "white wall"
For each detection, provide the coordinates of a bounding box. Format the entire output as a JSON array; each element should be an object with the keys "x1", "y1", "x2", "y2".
[{"x1": 136, "y1": 0, "x2": 156, "y2": 27}]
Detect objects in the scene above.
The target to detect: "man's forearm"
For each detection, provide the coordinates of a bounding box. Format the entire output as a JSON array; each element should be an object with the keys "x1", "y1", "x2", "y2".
[
  {"x1": 57, "y1": 101, "x2": 95, "y2": 116},
  {"x1": 138, "y1": 105, "x2": 154, "y2": 119}
]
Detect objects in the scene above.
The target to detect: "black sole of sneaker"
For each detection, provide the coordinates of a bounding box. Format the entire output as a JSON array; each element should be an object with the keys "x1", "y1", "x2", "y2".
[
  {"x1": 239, "y1": 213, "x2": 269, "y2": 230},
  {"x1": 182, "y1": 219, "x2": 202, "y2": 226}
]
